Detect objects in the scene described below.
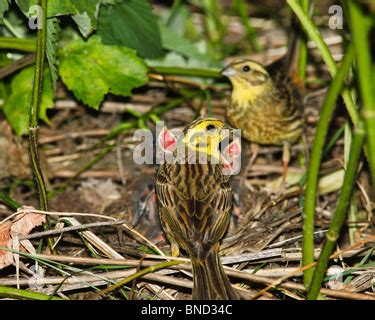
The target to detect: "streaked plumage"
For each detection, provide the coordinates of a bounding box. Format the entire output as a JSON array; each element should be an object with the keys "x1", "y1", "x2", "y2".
[
  {"x1": 221, "y1": 58, "x2": 305, "y2": 190},
  {"x1": 222, "y1": 59, "x2": 304, "y2": 146},
  {"x1": 156, "y1": 118, "x2": 240, "y2": 300}
]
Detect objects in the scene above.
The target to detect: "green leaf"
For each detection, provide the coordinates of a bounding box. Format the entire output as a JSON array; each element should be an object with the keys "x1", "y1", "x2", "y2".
[
  {"x1": 16, "y1": 0, "x2": 117, "y2": 36},
  {"x1": 0, "y1": 0, "x2": 10, "y2": 19},
  {"x1": 158, "y1": 23, "x2": 208, "y2": 62},
  {"x1": 46, "y1": 17, "x2": 60, "y2": 91},
  {"x1": 59, "y1": 36, "x2": 148, "y2": 109},
  {"x1": 98, "y1": 0, "x2": 163, "y2": 59},
  {"x1": 3, "y1": 67, "x2": 54, "y2": 136}
]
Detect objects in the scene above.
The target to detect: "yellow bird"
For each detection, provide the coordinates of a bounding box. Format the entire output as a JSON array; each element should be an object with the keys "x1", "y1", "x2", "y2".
[
  {"x1": 221, "y1": 57, "x2": 305, "y2": 186},
  {"x1": 156, "y1": 118, "x2": 241, "y2": 300}
]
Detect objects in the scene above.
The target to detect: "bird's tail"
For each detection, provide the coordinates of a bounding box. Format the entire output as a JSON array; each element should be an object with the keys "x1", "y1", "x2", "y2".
[{"x1": 191, "y1": 250, "x2": 240, "y2": 300}]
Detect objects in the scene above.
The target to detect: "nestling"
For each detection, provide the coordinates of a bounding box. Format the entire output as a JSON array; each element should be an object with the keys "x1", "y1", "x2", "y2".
[{"x1": 156, "y1": 118, "x2": 241, "y2": 300}]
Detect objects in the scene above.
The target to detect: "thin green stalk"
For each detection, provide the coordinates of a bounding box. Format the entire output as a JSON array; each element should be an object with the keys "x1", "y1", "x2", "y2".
[
  {"x1": 302, "y1": 45, "x2": 354, "y2": 288},
  {"x1": 323, "y1": 124, "x2": 345, "y2": 155},
  {"x1": 0, "y1": 246, "x2": 117, "y2": 295},
  {"x1": 0, "y1": 192, "x2": 21, "y2": 210},
  {"x1": 27, "y1": 0, "x2": 54, "y2": 253},
  {"x1": 0, "y1": 285, "x2": 64, "y2": 300},
  {"x1": 297, "y1": 0, "x2": 309, "y2": 79},
  {"x1": 0, "y1": 37, "x2": 36, "y2": 52},
  {"x1": 287, "y1": 0, "x2": 360, "y2": 126},
  {"x1": 98, "y1": 260, "x2": 185, "y2": 296},
  {"x1": 150, "y1": 65, "x2": 221, "y2": 78},
  {"x1": 234, "y1": 0, "x2": 260, "y2": 52},
  {"x1": 199, "y1": 0, "x2": 226, "y2": 47},
  {"x1": 308, "y1": 121, "x2": 366, "y2": 299},
  {"x1": 166, "y1": 0, "x2": 182, "y2": 26},
  {"x1": 29, "y1": 0, "x2": 48, "y2": 212},
  {"x1": 205, "y1": 89, "x2": 213, "y2": 116},
  {"x1": 348, "y1": 1, "x2": 375, "y2": 194},
  {"x1": 3, "y1": 19, "x2": 23, "y2": 38},
  {"x1": 74, "y1": 143, "x2": 117, "y2": 178}
]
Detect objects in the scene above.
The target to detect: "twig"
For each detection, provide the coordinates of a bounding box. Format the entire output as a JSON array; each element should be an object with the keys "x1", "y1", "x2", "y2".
[
  {"x1": 18, "y1": 219, "x2": 128, "y2": 241},
  {"x1": 96, "y1": 260, "x2": 185, "y2": 297},
  {"x1": 267, "y1": 230, "x2": 328, "y2": 248},
  {"x1": 148, "y1": 73, "x2": 225, "y2": 91},
  {"x1": 220, "y1": 249, "x2": 282, "y2": 264},
  {"x1": 251, "y1": 235, "x2": 375, "y2": 299},
  {"x1": 52, "y1": 170, "x2": 119, "y2": 179},
  {"x1": 0, "y1": 208, "x2": 118, "y2": 226},
  {"x1": 120, "y1": 220, "x2": 165, "y2": 256},
  {"x1": 0, "y1": 54, "x2": 35, "y2": 79},
  {"x1": 0, "y1": 207, "x2": 165, "y2": 257},
  {"x1": 39, "y1": 129, "x2": 110, "y2": 144},
  {"x1": 61, "y1": 217, "x2": 124, "y2": 260}
]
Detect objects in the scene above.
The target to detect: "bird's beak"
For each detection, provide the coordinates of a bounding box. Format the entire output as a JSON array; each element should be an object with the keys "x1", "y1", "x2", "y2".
[{"x1": 221, "y1": 66, "x2": 236, "y2": 77}]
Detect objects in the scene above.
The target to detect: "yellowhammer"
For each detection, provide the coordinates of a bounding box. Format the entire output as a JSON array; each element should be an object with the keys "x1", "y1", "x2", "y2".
[
  {"x1": 221, "y1": 5, "x2": 312, "y2": 188},
  {"x1": 156, "y1": 118, "x2": 241, "y2": 300},
  {"x1": 221, "y1": 58, "x2": 305, "y2": 186}
]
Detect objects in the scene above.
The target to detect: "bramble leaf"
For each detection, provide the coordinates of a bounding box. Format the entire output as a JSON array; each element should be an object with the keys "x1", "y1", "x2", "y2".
[
  {"x1": 46, "y1": 17, "x2": 60, "y2": 91},
  {"x1": 16, "y1": 0, "x2": 117, "y2": 36},
  {"x1": 0, "y1": 0, "x2": 10, "y2": 19},
  {"x1": 59, "y1": 36, "x2": 148, "y2": 109},
  {"x1": 98, "y1": 0, "x2": 163, "y2": 58},
  {"x1": 3, "y1": 67, "x2": 54, "y2": 136}
]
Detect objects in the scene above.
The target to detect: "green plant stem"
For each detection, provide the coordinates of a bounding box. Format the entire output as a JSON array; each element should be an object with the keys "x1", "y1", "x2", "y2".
[
  {"x1": 0, "y1": 53, "x2": 36, "y2": 79},
  {"x1": 0, "y1": 37, "x2": 36, "y2": 52},
  {"x1": 3, "y1": 19, "x2": 23, "y2": 38},
  {"x1": 205, "y1": 89, "x2": 213, "y2": 116},
  {"x1": 0, "y1": 192, "x2": 21, "y2": 210},
  {"x1": 166, "y1": 0, "x2": 182, "y2": 26},
  {"x1": 0, "y1": 285, "x2": 64, "y2": 300},
  {"x1": 199, "y1": 0, "x2": 226, "y2": 47},
  {"x1": 234, "y1": 0, "x2": 260, "y2": 52},
  {"x1": 28, "y1": 0, "x2": 54, "y2": 253},
  {"x1": 302, "y1": 46, "x2": 354, "y2": 288},
  {"x1": 308, "y1": 121, "x2": 366, "y2": 299},
  {"x1": 297, "y1": 0, "x2": 309, "y2": 79},
  {"x1": 98, "y1": 260, "x2": 185, "y2": 296},
  {"x1": 150, "y1": 65, "x2": 221, "y2": 78},
  {"x1": 348, "y1": 1, "x2": 375, "y2": 195},
  {"x1": 287, "y1": 0, "x2": 360, "y2": 126},
  {"x1": 74, "y1": 143, "x2": 118, "y2": 178},
  {"x1": 29, "y1": 0, "x2": 48, "y2": 212}
]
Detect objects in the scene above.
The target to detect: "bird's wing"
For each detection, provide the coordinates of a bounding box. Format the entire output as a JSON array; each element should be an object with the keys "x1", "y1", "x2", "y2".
[{"x1": 156, "y1": 165, "x2": 232, "y2": 258}]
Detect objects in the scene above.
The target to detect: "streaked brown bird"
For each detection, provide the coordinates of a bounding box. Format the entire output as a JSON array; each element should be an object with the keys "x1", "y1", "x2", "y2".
[
  {"x1": 156, "y1": 118, "x2": 241, "y2": 300},
  {"x1": 221, "y1": 11, "x2": 310, "y2": 188}
]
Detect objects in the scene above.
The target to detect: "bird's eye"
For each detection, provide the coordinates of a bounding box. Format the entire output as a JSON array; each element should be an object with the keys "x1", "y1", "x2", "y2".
[
  {"x1": 242, "y1": 65, "x2": 250, "y2": 72},
  {"x1": 206, "y1": 124, "x2": 216, "y2": 131}
]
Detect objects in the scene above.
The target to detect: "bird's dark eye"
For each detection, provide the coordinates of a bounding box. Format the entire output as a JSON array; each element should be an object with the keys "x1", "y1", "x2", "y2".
[
  {"x1": 242, "y1": 65, "x2": 250, "y2": 72},
  {"x1": 206, "y1": 124, "x2": 216, "y2": 131}
]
